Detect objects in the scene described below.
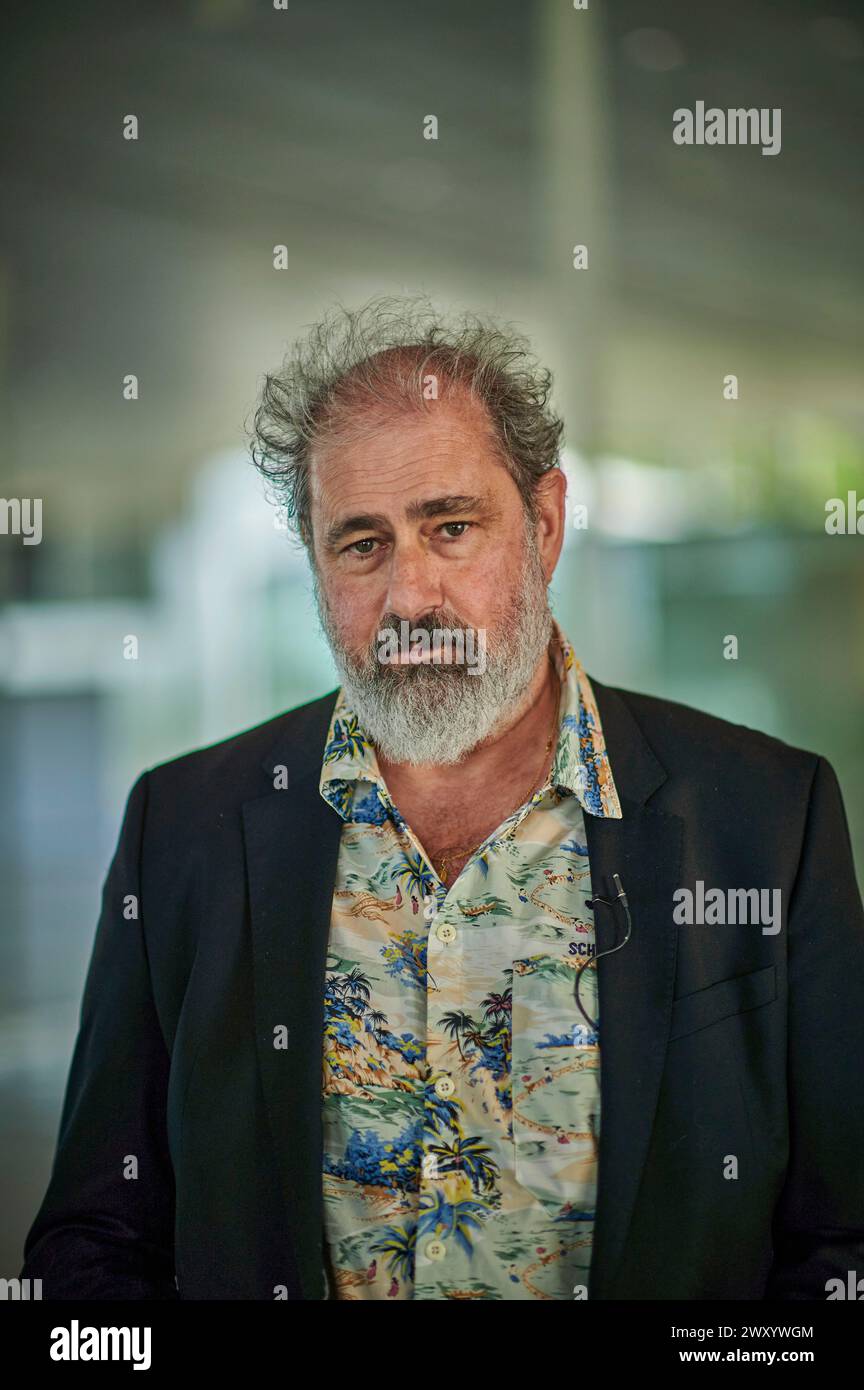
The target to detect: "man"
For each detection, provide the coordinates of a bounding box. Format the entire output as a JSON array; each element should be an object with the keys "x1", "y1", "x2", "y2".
[{"x1": 21, "y1": 297, "x2": 864, "y2": 1300}]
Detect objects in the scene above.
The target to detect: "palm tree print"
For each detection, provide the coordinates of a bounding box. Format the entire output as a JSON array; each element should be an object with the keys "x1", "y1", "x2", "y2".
[
  {"x1": 428, "y1": 1135, "x2": 500, "y2": 1193},
  {"x1": 393, "y1": 851, "x2": 435, "y2": 904},
  {"x1": 324, "y1": 713, "x2": 370, "y2": 764},
  {"x1": 417, "y1": 1189, "x2": 488, "y2": 1256},
  {"x1": 439, "y1": 1010, "x2": 475, "y2": 1061},
  {"x1": 368, "y1": 1223, "x2": 416, "y2": 1282}
]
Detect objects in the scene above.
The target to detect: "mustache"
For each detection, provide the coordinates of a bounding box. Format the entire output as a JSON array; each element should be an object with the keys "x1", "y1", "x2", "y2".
[
  {"x1": 376, "y1": 609, "x2": 469, "y2": 636},
  {"x1": 364, "y1": 609, "x2": 483, "y2": 677}
]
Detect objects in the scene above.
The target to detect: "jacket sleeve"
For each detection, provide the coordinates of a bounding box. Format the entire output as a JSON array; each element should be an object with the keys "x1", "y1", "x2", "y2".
[
  {"x1": 20, "y1": 771, "x2": 179, "y2": 1299},
  {"x1": 765, "y1": 755, "x2": 864, "y2": 1299}
]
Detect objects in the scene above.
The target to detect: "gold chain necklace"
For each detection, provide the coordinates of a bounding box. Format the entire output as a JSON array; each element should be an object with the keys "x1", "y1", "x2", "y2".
[{"x1": 432, "y1": 681, "x2": 561, "y2": 883}]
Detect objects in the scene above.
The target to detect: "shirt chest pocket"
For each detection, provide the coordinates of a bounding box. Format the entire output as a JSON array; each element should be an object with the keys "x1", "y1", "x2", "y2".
[{"x1": 510, "y1": 955, "x2": 600, "y2": 1212}]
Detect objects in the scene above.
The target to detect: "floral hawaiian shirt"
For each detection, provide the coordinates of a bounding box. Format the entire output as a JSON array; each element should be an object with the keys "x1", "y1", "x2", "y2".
[{"x1": 318, "y1": 620, "x2": 622, "y2": 1299}]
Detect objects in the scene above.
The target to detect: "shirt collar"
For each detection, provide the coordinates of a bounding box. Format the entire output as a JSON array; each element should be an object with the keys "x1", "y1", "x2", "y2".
[{"x1": 319, "y1": 619, "x2": 622, "y2": 823}]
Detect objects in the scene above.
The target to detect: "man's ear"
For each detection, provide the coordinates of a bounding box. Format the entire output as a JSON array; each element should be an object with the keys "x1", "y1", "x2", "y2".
[{"x1": 533, "y1": 467, "x2": 567, "y2": 579}]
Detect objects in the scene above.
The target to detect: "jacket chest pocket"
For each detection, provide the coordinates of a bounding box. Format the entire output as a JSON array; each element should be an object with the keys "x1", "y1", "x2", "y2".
[
  {"x1": 668, "y1": 964, "x2": 777, "y2": 1041},
  {"x1": 510, "y1": 955, "x2": 600, "y2": 1212}
]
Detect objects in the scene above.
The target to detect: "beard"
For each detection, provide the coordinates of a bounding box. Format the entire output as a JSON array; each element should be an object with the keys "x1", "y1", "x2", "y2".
[{"x1": 312, "y1": 521, "x2": 555, "y2": 766}]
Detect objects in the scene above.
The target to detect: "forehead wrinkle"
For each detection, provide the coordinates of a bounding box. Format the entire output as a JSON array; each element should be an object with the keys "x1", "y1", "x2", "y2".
[{"x1": 312, "y1": 400, "x2": 500, "y2": 483}]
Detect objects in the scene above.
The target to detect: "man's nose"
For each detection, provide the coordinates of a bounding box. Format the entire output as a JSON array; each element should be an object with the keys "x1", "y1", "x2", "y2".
[{"x1": 382, "y1": 542, "x2": 445, "y2": 620}]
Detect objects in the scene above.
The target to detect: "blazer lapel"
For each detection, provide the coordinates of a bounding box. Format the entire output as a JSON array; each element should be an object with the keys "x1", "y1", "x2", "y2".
[
  {"x1": 583, "y1": 679, "x2": 683, "y2": 1299},
  {"x1": 242, "y1": 691, "x2": 342, "y2": 1299}
]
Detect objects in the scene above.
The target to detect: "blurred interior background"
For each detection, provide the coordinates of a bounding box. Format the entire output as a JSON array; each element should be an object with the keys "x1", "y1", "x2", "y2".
[{"x1": 1, "y1": 0, "x2": 862, "y2": 1276}]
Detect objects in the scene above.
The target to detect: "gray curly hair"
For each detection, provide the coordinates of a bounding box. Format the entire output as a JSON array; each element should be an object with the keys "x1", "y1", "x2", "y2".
[{"x1": 248, "y1": 293, "x2": 564, "y2": 548}]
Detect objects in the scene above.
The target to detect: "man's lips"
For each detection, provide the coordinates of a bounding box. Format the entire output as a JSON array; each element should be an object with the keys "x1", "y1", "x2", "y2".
[{"x1": 383, "y1": 643, "x2": 456, "y2": 665}]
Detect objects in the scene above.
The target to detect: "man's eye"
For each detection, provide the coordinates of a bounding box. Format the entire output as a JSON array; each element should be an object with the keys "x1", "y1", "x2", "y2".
[
  {"x1": 439, "y1": 521, "x2": 473, "y2": 539},
  {"x1": 347, "y1": 538, "x2": 378, "y2": 556}
]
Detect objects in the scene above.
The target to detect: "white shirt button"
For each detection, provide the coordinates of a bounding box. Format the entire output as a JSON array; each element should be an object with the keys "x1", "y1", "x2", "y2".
[
  {"x1": 434, "y1": 1075, "x2": 455, "y2": 1098},
  {"x1": 435, "y1": 922, "x2": 457, "y2": 944},
  {"x1": 425, "y1": 1240, "x2": 447, "y2": 1261}
]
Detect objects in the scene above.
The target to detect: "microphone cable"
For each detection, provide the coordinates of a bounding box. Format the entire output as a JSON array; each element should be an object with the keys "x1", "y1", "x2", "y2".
[{"x1": 574, "y1": 873, "x2": 632, "y2": 1033}]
